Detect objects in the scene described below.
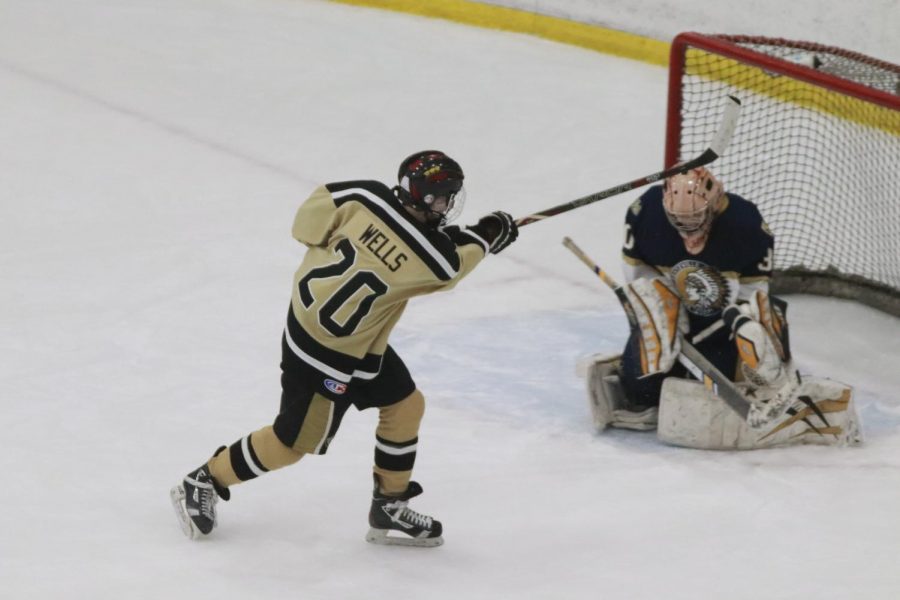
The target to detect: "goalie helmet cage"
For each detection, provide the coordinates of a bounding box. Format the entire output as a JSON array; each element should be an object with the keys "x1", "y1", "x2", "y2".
[{"x1": 666, "y1": 33, "x2": 900, "y2": 316}]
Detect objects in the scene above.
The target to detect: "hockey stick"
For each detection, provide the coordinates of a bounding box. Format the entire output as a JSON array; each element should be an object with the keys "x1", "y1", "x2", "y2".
[
  {"x1": 516, "y1": 95, "x2": 742, "y2": 227},
  {"x1": 561, "y1": 236, "x2": 753, "y2": 421}
]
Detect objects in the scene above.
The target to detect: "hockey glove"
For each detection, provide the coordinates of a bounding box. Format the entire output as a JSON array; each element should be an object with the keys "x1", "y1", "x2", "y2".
[
  {"x1": 472, "y1": 211, "x2": 518, "y2": 254},
  {"x1": 748, "y1": 290, "x2": 790, "y2": 361},
  {"x1": 623, "y1": 277, "x2": 687, "y2": 375},
  {"x1": 723, "y1": 302, "x2": 786, "y2": 388}
]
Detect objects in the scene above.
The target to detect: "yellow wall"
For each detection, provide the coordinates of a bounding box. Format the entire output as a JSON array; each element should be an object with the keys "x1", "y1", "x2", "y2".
[
  {"x1": 329, "y1": 0, "x2": 671, "y2": 66},
  {"x1": 330, "y1": 0, "x2": 898, "y2": 137}
]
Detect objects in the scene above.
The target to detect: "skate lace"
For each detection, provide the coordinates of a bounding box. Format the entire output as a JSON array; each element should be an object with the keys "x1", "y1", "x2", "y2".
[
  {"x1": 400, "y1": 506, "x2": 432, "y2": 529},
  {"x1": 200, "y1": 484, "x2": 218, "y2": 519}
]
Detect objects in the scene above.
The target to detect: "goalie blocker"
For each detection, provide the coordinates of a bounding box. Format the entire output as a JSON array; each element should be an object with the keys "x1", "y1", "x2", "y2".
[{"x1": 576, "y1": 353, "x2": 862, "y2": 450}]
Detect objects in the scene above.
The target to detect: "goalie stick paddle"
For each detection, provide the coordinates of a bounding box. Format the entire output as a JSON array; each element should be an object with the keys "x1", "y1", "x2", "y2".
[
  {"x1": 561, "y1": 236, "x2": 752, "y2": 420},
  {"x1": 516, "y1": 95, "x2": 742, "y2": 227}
]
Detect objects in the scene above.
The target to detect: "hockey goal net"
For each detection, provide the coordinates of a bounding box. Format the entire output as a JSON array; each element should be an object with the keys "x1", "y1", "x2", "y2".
[{"x1": 666, "y1": 33, "x2": 900, "y2": 315}]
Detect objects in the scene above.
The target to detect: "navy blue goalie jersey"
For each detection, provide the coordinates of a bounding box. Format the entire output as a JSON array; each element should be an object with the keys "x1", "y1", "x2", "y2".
[{"x1": 622, "y1": 185, "x2": 774, "y2": 335}]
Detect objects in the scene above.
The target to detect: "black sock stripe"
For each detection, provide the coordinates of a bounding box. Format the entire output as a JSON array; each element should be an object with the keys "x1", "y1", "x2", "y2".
[
  {"x1": 246, "y1": 433, "x2": 269, "y2": 473},
  {"x1": 229, "y1": 440, "x2": 258, "y2": 482},
  {"x1": 375, "y1": 448, "x2": 417, "y2": 472}
]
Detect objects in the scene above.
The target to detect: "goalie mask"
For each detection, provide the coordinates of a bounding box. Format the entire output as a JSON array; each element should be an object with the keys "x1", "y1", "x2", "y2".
[
  {"x1": 395, "y1": 150, "x2": 466, "y2": 227},
  {"x1": 662, "y1": 167, "x2": 724, "y2": 239}
]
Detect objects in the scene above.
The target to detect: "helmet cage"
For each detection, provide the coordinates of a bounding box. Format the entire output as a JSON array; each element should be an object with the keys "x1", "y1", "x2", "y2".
[
  {"x1": 663, "y1": 168, "x2": 723, "y2": 235},
  {"x1": 664, "y1": 202, "x2": 713, "y2": 234}
]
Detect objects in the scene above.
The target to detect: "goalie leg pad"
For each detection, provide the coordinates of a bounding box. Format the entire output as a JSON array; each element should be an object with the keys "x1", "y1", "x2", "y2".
[
  {"x1": 582, "y1": 353, "x2": 657, "y2": 432},
  {"x1": 584, "y1": 353, "x2": 623, "y2": 432},
  {"x1": 756, "y1": 378, "x2": 862, "y2": 447},
  {"x1": 623, "y1": 277, "x2": 686, "y2": 375},
  {"x1": 610, "y1": 406, "x2": 658, "y2": 431},
  {"x1": 657, "y1": 377, "x2": 862, "y2": 450}
]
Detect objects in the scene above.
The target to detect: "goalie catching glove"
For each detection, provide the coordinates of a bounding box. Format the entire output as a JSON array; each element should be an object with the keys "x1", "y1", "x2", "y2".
[
  {"x1": 723, "y1": 291, "x2": 790, "y2": 388},
  {"x1": 722, "y1": 292, "x2": 802, "y2": 429},
  {"x1": 623, "y1": 277, "x2": 688, "y2": 376}
]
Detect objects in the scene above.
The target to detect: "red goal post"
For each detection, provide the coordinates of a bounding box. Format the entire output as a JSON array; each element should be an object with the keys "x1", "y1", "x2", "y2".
[{"x1": 666, "y1": 33, "x2": 900, "y2": 316}]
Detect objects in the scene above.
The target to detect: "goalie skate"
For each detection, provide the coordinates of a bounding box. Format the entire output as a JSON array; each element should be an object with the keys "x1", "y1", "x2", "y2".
[{"x1": 366, "y1": 477, "x2": 443, "y2": 547}]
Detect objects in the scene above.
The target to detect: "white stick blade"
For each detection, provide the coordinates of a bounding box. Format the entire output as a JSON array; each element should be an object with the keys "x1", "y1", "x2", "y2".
[{"x1": 708, "y1": 95, "x2": 742, "y2": 157}]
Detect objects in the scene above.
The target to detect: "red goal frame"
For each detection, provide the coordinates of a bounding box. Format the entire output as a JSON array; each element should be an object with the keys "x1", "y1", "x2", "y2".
[
  {"x1": 665, "y1": 33, "x2": 900, "y2": 315},
  {"x1": 665, "y1": 32, "x2": 900, "y2": 168}
]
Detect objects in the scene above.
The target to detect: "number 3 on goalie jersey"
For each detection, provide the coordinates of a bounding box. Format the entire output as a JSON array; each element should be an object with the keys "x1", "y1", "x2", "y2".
[
  {"x1": 298, "y1": 238, "x2": 389, "y2": 337},
  {"x1": 757, "y1": 247, "x2": 774, "y2": 273}
]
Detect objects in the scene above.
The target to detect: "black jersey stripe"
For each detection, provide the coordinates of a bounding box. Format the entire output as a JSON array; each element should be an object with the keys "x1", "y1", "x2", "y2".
[
  {"x1": 285, "y1": 307, "x2": 383, "y2": 383},
  {"x1": 460, "y1": 226, "x2": 490, "y2": 254},
  {"x1": 328, "y1": 184, "x2": 460, "y2": 281}
]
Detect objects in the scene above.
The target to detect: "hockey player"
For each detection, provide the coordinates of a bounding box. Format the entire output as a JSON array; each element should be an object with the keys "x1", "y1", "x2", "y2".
[
  {"x1": 582, "y1": 167, "x2": 861, "y2": 448},
  {"x1": 171, "y1": 150, "x2": 518, "y2": 546},
  {"x1": 619, "y1": 166, "x2": 774, "y2": 409}
]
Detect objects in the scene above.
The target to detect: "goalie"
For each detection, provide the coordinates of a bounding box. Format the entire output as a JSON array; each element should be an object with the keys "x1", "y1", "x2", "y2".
[{"x1": 581, "y1": 167, "x2": 861, "y2": 449}]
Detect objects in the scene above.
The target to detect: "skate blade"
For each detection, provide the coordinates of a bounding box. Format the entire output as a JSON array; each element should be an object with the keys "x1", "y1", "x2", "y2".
[
  {"x1": 170, "y1": 485, "x2": 201, "y2": 540},
  {"x1": 365, "y1": 527, "x2": 443, "y2": 548}
]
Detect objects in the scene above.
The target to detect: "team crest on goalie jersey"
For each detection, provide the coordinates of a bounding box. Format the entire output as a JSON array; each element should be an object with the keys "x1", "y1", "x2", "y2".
[{"x1": 670, "y1": 260, "x2": 730, "y2": 317}]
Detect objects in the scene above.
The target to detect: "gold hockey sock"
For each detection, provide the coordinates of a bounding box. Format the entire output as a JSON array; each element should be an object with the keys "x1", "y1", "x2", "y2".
[
  {"x1": 373, "y1": 390, "x2": 424, "y2": 495},
  {"x1": 209, "y1": 425, "x2": 304, "y2": 487}
]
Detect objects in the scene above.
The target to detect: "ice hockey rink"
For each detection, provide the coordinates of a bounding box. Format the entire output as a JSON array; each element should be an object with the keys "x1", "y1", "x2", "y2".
[{"x1": 2, "y1": 1, "x2": 899, "y2": 598}]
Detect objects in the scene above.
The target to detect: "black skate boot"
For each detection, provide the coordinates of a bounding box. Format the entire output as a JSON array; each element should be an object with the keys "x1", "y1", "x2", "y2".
[
  {"x1": 366, "y1": 475, "x2": 443, "y2": 547},
  {"x1": 170, "y1": 451, "x2": 230, "y2": 540}
]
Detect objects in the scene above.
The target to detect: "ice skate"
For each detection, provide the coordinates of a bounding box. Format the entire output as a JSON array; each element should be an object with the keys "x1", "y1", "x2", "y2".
[
  {"x1": 366, "y1": 476, "x2": 443, "y2": 547},
  {"x1": 170, "y1": 462, "x2": 229, "y2": 540}
]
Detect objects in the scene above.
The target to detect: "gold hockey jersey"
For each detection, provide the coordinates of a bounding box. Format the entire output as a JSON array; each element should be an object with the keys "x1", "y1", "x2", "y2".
[{"x1": 285, "y1": 180, "x2": 488, "y2": 383}]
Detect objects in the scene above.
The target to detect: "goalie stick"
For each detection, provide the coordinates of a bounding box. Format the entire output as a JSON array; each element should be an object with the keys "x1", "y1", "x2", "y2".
[
  {"x1": 561, "y1": 236, "x2": 754, "y2": 421},
  {"x1": 515, "y1": 95, "x2": 742, "y2": 227}
]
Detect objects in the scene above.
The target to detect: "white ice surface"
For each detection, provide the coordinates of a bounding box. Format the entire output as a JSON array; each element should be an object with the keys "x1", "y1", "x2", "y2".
[{"x1": 1, "y1": 1, "x2": 899, "y2": 599}]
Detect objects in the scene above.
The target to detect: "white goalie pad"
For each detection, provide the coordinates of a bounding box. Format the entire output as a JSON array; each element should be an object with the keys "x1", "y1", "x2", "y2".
[
  {"x1": 657, "y1": 376, "x2": 862, "y2": 450},
  {"x1": 577, "y1": 353, "x2": 658, "y2": 432},
  {"x1": 623, "y1": 278, "x2": 687, "y2": 375}
]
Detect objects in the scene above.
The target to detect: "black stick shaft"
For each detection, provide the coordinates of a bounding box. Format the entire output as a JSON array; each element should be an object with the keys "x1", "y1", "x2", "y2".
[
  {"x1": 516, "y1": 95, "x2": 741, "y2": 227},
  {"x1": 561, "y1": 236, "x2": 751, "y2": 419}
]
